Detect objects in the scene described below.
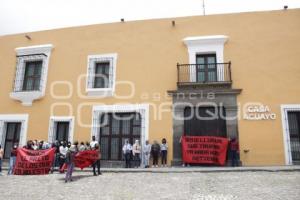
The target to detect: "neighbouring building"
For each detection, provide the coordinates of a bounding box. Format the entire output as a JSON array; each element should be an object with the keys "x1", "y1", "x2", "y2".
[{"x1": 0, "y1": 9, "x2": 300, "y2": 166}]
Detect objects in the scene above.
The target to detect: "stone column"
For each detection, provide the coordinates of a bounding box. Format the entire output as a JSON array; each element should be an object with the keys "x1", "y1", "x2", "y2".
[{"x1": 171, "y1": 107, "x2": 184, "y2": 166}]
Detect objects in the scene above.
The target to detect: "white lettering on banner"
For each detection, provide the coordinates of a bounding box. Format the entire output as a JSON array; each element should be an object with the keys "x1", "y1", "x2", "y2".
[{"x1": 244, "y1": 105, "x2": 276, "y2": 120}]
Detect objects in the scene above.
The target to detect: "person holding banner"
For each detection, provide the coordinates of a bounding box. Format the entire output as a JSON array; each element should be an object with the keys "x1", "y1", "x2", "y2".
[
  {"x1": 59, "y1": 141, "x2": 68, "y2": 172},
  {"x1": 8, "y1": 144, "x2": 18, "y2": 175},
  {"x1": 92, "y1": 143, "x2": 102, "y2": 176},
  {"x1": 65, "y1": 145, "x2": 76, "y2": 183}
]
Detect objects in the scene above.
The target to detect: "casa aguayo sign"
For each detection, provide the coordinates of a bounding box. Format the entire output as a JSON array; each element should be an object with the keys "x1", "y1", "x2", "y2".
[
  {"x1": 181, "y1": 136, "x2": 229, "y2": 165},
  {"x1": 243, "y1": 104, "x2": 276, "y2": 120}
]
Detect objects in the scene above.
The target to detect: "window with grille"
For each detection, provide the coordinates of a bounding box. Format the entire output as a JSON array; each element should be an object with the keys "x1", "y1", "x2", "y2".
[
  {"x1": 10, "y1": 44, "x2": 53, "y2": 106},
  {"x1": 22, "y1": 61, "x2": 43, "y2": 91},
  {"x1": 94, "y1": 62, "x2": 110, "y2": 88},
  {"x1": 86, "y1": 54, "x2": 117, "y2": 96}
]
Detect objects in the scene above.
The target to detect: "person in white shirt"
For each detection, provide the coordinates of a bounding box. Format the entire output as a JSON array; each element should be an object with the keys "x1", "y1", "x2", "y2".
[
  {"x1": 122, "y1": 140, "x2": 132, "y2": 168},
  {"x1": 79, "y1": 142, "x2": 86, "y2": 152},
  {"x1": 143, "y1": 140, "x2": 151, "y2": 168},
  {"x1": 90, "y1": 136, "x2": 99, "y2": 149},
  {"x1": 132, "y1": 140, "x2": 141, "y2": 168},
  {"x1": 160, "y1": 138, "x2": 168, "y2": 167},
  {"x1": 59, "y1": 142, "x2": 68, "y2": 171}
]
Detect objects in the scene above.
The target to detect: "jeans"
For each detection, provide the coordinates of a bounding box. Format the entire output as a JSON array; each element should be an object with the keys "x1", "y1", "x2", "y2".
[
  {"x1": 92, "y1": 159, "x2": 101, "y2": 175},
  {"x1": 231, "y1": 150, "x2": 239, "y2": 167},
  {"x1": 161, "y1": 150, "x2": 167, "y2": 165},
  {"x1": 133, "y1": 153, "x2": 140, "y2": 168},
  {"x1": 65, "y1": 163, "x2": 74, "y2": 182},
  {"x1": 152, "y1": 152, "x2": 159, "y2": 166},
  {"x1": 124, "y1": 153, "x2": 131, "y2": 168},
  {"x1": 0, "y1": 159, "x2": 2, "y2": 173},
  {"x1": 8, "y1": 156, "x2": 16, "y2": 175},
  {"x1": 51, "y1": 153, "x2": 59, "y2": 172},
  {"x1": 143, "y1": 153, "x2": 150, "y2": 167}
]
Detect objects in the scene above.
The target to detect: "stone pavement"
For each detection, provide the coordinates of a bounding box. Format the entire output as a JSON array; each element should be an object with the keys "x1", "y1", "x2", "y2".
[{"x1": 0, "y1": 168, "x2": 300, "y2": 200}]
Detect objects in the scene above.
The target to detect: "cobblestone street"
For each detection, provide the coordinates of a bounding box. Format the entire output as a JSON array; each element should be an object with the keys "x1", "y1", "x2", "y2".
[{"x1": 0, "y1": 170, "x2": 300, "y2": 200}]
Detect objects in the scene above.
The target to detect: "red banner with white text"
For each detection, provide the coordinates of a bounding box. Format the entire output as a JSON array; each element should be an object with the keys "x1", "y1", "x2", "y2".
[
  {"x1": 74, "y1": 150, "x2": 99, "y2": 170},
  {"x1": 14, "y1": 148, "x2": 55, "y2": 175},
  {"x1": 182, "y1": 136, "x2": 229, "y2": 165},
  {"x1": 14, "y1": 148, "x2": 99, "y2": 175}
]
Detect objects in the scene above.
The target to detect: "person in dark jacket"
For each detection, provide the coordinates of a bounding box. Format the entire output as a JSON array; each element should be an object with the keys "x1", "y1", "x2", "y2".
[
  {"x1": 122, "y1": 140, "x2": 132, "y2": 168},
  {"x1": 151, "y1": 140, "x2": 161, "y2": 167},
  {"x1": 51, "y1": 140, "x2": 60, "y2": 173},
  {"x1": 92, "y1": 143, "x2": 102, "y2": 176},
  {"x1": 8, "y1": 144, "x2": 18, "y2": 175},
  {"x1": 229, "y1": 137, "x2": 239, "y2": 167}
]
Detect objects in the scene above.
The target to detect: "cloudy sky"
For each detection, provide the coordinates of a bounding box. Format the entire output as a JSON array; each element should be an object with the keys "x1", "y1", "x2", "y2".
[{"x1": 0, "y1": 0, "x2": 300, "y2": 36}]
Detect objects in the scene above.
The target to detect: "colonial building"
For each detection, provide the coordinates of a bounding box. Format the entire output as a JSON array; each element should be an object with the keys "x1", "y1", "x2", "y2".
[{"x1": 0, "y1": 9, "x2": 299, "y2": 166}]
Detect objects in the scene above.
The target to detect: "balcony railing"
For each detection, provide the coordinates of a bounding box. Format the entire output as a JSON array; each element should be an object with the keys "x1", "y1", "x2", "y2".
[{"x1": 177, "y1": 62, "x2": 232, "y2": 85}]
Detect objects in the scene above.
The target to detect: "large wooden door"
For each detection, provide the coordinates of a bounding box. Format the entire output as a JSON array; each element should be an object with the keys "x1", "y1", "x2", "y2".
[
  {"x1": 99, "y1": 112, "x2": 141, "y2": 160},
  {"x1": 4, "y1": 122, "x2": 21, "y2": 159},
  {"x1": 184, "y1": 107, "x2": 227, "y2": 137},
  {"x1": 55, "y1": 122, "x2": 70, "y2": 142}
]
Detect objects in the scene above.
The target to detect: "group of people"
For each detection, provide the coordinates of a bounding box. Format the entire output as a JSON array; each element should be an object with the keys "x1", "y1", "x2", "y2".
[
  {"x1": 51, "y1": 136, "x2": 101, "y2": 182},
  {"x1": 122, "y1": 138, "x2": 168, "y2": 168},
  {"x1": 0, "y1": 137, "x2": 101, "y2": 182},
  {"x1": 0, "y1": 136, "x2": 240, "y2": 178}
]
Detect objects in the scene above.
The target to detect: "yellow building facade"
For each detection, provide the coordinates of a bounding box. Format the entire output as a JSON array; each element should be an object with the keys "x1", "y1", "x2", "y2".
[{"x1": 0, "y1": 9, "x2": 300, "y2": 166}]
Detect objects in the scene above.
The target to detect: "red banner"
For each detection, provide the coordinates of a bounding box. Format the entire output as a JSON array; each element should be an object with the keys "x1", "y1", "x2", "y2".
[
  {"x1": 14, "y1": 148, "x2": 100, "y2": 174},
  {"x1": 14, "y1": 148, "x2": 55, "y2": 175},
  {"x1": 74, "y1": 150, "x2": 99, "y2": 170},
  {"x1": 182, "y1": 136, "x2": 229, "y2": 165}
]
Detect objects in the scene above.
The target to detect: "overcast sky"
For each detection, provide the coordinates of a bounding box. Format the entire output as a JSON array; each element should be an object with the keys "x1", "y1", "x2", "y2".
[{"x1": 0, "y1": 0, "x2": 300, "y2": 36}]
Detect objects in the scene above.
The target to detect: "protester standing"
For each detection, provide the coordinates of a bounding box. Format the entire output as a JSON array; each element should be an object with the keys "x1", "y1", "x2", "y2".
[
  {"x1": 59, "y1": 142, "x2": 68, "y2": 172},
  {"x1": 229, "y1": 137, "x2": 239, "y2": 167},
  {"x1": 132, "y1": 140, "x2": 141, "y2": 168},
  {"x1": 65, "y1": 145, "x2": 76, "y2": 183},
  {"x1": 8, "y1": 144, "x2": 18, "y2": 175},
  {"x1": 122, "y1": 140, "x2": 132, "y2": 168},
  {"x1": 143, "y1": 140, "x2": 151, "y2": 168},
  {"x1": 51, "y1": 140, "x2": 60, "y2": 173},
  {"x1": 160, "y1": 138, "x2": 168, "y2": 167},
  {"x1": 79, "y1": 142, "x2": 86, "y2": 151},
  {"x1": 85, "y1": 142, "x2": 91, "y2": 150},
  {"x1": 0, "y1": 145, "x2": 3, "y2": 175},
  {"x1": 32, "y1": 140, "x2": 38, "y2": 150},
  {"x1": 74, "y1": 141, "x2": 79, "y2": 152},
  {"x1": 151, "y1": 140, "x2": 160, "y2": 167},
  {"x1": 92, "y1": 143, "x2": 102, "y2": 176},
  {"x1": 90, "y1": 136, "x2": 98, "y2": 149},
  {"x1": 25, "y1": 140, "x2": 34, "y2": 150}
]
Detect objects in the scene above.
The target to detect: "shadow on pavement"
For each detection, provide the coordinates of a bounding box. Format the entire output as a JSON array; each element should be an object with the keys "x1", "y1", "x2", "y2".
[{"x1": 58, "y1": 174, "x2": 100, "y2": 182}]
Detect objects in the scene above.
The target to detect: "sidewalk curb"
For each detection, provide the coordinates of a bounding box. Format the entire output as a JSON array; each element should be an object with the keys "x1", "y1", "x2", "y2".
[{"x1": 2, "y1": 166, "x2": 300, "y2": 173}]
